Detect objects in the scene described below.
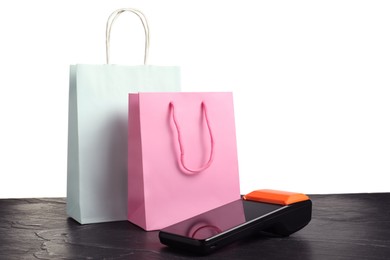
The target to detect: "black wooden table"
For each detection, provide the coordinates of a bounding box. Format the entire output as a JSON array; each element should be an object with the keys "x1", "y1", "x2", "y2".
[{"x1": 1, "y1": 193, "x2": 390, "y2": 259}]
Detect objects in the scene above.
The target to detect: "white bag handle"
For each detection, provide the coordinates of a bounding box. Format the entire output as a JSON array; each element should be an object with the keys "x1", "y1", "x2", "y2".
[{"x1": 105, "y1": 8, "x2": 150, "y2": 64}]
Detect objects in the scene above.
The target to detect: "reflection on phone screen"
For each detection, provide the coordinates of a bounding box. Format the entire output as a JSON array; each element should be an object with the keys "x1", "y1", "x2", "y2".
[{"x1": 162, "y1": 199, "x2": 284, "y2": 240}]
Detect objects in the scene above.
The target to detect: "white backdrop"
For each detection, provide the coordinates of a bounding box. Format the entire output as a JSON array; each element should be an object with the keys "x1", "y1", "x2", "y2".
[{"x1": 1, "y1": 0, "x2": 389, "y2": 198}]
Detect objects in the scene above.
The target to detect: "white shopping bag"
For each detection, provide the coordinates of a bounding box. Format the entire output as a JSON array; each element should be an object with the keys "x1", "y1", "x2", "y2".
[{"x1": 67, "y1": 8, "x2": 180, "y2": 224}]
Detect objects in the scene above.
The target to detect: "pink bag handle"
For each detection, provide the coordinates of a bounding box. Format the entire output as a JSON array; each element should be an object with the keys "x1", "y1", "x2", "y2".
[{"x1": 169, "y1": 102, "x2": 215, "y2": 174}]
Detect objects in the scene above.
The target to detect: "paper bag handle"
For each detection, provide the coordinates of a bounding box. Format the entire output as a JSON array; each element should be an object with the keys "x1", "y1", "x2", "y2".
[
  {"x1": 169, "y1": 102, "x2": 215, "y2": 174},
  {"x1": 106, "y1": 8, "x2": 150, "y2": 64}
]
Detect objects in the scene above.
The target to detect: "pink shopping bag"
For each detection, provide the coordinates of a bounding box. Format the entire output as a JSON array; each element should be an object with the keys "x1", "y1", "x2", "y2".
[{"x1": 128, "y1": 92, "x2": 241, "y2": 231}]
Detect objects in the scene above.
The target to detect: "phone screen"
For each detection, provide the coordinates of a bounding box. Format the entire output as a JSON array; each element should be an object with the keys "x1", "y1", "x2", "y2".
[{"x1": 161, "y1": 199, "x2": 285, "y2": 240}]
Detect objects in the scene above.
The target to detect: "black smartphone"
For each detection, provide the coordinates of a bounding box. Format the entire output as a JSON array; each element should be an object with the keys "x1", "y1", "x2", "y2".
[{"x1": 159, "y1": 197, "x2": 312, "y2": 254}]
